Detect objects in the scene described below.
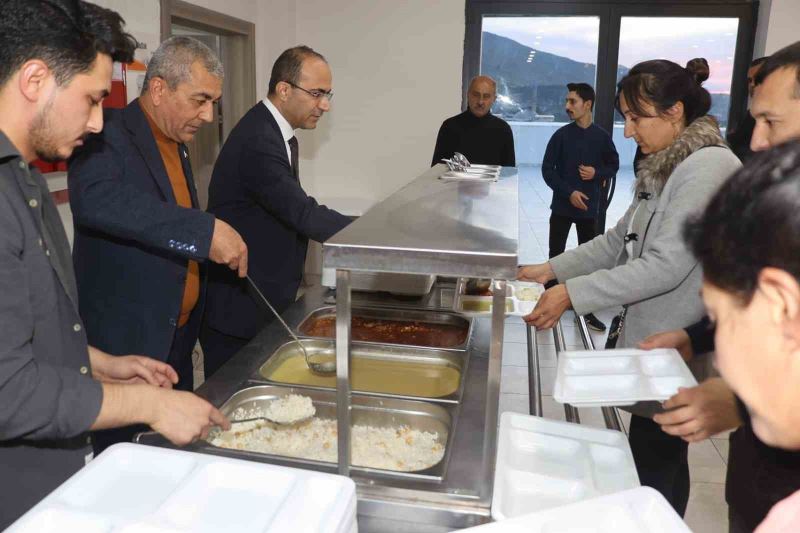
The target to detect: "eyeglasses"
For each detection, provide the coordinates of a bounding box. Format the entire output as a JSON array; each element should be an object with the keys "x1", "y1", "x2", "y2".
[{"x1": 285, "y1": 81, "x2": 334, "y2": 102}]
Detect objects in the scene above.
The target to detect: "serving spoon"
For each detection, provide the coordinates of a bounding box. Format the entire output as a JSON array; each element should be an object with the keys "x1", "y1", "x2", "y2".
[{"x1": 246, "y1": 275, "x2": 336, "y2": 375}]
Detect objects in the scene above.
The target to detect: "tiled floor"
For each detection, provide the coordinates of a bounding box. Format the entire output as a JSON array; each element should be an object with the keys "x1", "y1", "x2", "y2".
[{"x1": 502, "y1": 165, "x2": 728, "y2": 532}]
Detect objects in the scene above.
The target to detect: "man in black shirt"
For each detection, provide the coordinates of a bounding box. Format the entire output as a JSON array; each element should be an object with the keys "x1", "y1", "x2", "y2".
[
  {"x1": 431, "y1": 75, "x2": 515, "y2": 167},
  {"x1": 641, "y1": 41, "x2": 800, "y2": 533}
]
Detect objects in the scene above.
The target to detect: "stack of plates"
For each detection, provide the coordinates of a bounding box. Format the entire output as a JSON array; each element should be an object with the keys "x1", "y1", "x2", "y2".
[
  {"x1": 553, "y1": 348, "x2": 698, "y2": 407},
  {"x1": 7, "y1": 443, "x2": 357, "y2": 533},
  {"x1": 439, "y1": 164, "x2": 502, "y2": 182},
  {"x1": 492, "y1": 412, "x2": 639, "y2": 520},
  {"x1": 464, "y1": 487, "x2": 690, "y2": 532}
]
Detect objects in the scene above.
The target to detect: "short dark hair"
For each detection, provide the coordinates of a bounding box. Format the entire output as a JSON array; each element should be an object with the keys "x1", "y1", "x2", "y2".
[
  {"x1": 0, "y1": 0, "x2": 136, "y2": 88},
  {"x1": 268, "y1": 45, "x2": 327, "y2": 95},
  {"x1": 567, "y1": 82, "x2": 595, "y2": 110},
  {"x1": 754, "y1": 42, "x2": 800, "y2": 98},
  {"x1": 752, "y1": 56, "x2": 769, "y2": 68},
  {"x1": 615, "y1": 58, "x2": 711, "y2": 125},
  {"x1": 684, "y1": 140, "x2": 800, "y2": 303}
]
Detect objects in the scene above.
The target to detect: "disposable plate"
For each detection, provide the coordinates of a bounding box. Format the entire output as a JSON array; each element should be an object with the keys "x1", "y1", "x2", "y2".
[
  {"x1": 454, "y1": 279, "x2": 544, "y2": 318},
  {"x1": 491, "y1": 412, "x2": 639, "y2": 520},
  {"x1": 463, "y1": 486, "x2": 689, "y2": 532},
  {"x1": 7, "y1": 443, "x2": 356, "y2": 533},
  {"x1": 553, "y1": 348, "x2": 698, "y2": 407}
]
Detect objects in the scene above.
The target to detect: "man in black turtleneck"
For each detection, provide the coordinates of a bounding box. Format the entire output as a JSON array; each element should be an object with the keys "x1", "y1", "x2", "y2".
[{"x1": 431, "y1": 75, "x2": 515, "y2": 167}]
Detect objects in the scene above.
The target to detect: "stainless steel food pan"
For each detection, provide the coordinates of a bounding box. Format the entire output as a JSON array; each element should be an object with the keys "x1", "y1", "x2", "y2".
[
  {"x1": 296, "y1": 306, "x2": 473, "y2": 351},
  {"x1": 253, "y1": 339, "x2": 467, "y2": 403},
  {"x1": 206, "y1": 385, "x2": 456, "y2": 482}
]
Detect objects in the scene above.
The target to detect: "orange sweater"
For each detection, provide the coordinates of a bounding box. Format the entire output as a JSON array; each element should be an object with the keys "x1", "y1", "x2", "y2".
[{"x1": 143, "y1": 109, "x2": 199, "y2": 327}]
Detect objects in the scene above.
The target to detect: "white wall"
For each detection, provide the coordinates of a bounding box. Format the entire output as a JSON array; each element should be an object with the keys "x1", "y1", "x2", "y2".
[
  {"x1": 755, "y1": 0, "x2": 800, "y2": 57},
  {"x1": 291, "y1": 0, "x2": 465, "y2": 213}
]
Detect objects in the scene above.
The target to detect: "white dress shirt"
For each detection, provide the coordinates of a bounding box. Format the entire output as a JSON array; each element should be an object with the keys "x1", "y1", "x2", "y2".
[{"x1": 263, "y1": 97, "x2": 295, "y2": 164}]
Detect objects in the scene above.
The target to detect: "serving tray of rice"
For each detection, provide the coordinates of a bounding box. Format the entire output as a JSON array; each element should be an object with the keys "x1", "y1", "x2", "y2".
[{"x1": 205, "y1": 385, "x2": 454, "y2": 480}]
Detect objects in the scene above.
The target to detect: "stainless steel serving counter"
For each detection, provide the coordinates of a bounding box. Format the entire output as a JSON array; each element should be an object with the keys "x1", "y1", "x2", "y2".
[
  {"x1": 140, "y1": 285, "x2": 499, "y2": 531},
  {"x1": 141, "y1": 164, "x2": 519, "y2": 531}
]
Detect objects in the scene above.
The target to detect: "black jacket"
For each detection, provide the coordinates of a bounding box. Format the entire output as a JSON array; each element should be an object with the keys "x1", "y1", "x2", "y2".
[
  {"x1": 431, "y1": 111, "x2": 515, "y2": 167},
  {"x1": 541, "y1": 122, "x2": 619, "y2": 219},
  {"x1": 69, "y1": 99, "x2": 214, "y2": 361},
  {"x1": 204, "y1": 102, "x2": 350, "y2": 339}
]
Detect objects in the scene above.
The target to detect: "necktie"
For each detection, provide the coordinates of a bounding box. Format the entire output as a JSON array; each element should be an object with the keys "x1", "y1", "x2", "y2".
[{"x1": 288, "y1": 136, "x2": 299, "y2": 180}]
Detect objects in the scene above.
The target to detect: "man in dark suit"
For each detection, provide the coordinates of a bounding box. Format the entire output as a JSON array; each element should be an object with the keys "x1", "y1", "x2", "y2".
[
  {"x1": 202, "y1": 45, "x2": 351, "y2": 378},
  {"x1": 68, "y1": 36, "x2": 247, "y2": 452}
]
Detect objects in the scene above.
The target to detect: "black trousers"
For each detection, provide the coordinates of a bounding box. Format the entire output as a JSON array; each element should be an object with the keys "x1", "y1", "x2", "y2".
[
  {"x1": 548, "y1": 213, "x2": 599, "y2": 259},
  {"x1": 91, "y1": 321, "x2": 197, "y2": 455},
  {"x1": 629, "y1": 414, "x2": 690, "y2": 517},
  {"x1": 199, "y1": 324, "x2": 251, "y2": 380},
  {"x1": 728, "y1": 507, "x2": 751, "y2": 533}
]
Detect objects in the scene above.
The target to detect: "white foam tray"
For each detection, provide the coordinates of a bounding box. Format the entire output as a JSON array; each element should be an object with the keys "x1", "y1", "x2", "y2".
[
  {"x1": 553, "y1": 348, "x2": 698, "y2": 407},
  {"x1": 463, "y1": 486, "x2": 689, "y2": 532},
  {"x1": 7, "y1": 443, "x2": 357, "y2": 533},
  {"x1": 454, "y1": 280, "x2": 544, "y2": 318},
  {"x1": 492, "y1": 413, "x2": 639, "y2": 521}
]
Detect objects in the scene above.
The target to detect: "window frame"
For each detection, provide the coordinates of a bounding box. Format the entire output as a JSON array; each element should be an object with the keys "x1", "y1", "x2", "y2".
[{"x1": 463, "y1": 0, "x2": 758, "y2": 136}]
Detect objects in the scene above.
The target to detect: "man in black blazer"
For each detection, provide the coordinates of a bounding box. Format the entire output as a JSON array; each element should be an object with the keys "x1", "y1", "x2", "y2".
[
  {"x1": 202, "y1": 46, "x2": 351, "y2": 377},
  {"x1": 68, "y1": 36, "x2": 247, "y2": 452}
]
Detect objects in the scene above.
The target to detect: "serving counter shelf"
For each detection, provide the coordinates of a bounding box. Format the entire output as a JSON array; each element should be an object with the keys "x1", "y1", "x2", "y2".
[{"x1": 139, "y1": 164, "x2": 520, "y2": 532}]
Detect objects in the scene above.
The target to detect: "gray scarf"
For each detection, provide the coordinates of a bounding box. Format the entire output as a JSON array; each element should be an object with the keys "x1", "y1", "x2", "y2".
[{"x1": 636, "y1": 115, "x2": 726, "y2": 195}]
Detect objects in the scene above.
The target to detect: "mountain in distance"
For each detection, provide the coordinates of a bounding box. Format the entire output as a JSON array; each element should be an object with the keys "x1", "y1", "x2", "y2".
[{"x1": 481, "y1": 31, "x2": 730, "y2": 127}]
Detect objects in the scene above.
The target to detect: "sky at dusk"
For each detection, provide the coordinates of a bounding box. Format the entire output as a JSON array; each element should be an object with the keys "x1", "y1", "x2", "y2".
[{"x1": 483, "y1": 16, "x2": 739, "y2": 93}]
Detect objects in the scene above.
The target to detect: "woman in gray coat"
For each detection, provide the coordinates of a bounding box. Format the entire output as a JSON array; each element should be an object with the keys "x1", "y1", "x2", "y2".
[{"x1": 518, "y1": 58, "x2": 741, "y2": 515}]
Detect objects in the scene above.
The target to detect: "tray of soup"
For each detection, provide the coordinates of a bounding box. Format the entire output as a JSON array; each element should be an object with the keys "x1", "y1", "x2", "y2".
[{"x1": 253, "y1": 339, "x2": 466, "y2": 403}]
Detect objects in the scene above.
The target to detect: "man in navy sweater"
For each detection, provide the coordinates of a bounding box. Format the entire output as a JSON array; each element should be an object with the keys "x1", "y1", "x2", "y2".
[{"x1": 541, "y1": 83, "x2": 619, "y2": 331}]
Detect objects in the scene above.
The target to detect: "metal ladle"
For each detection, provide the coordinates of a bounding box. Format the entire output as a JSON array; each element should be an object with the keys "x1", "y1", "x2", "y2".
[{"x1": 246, "y1": 275, "x2": 336, "y2": 375}]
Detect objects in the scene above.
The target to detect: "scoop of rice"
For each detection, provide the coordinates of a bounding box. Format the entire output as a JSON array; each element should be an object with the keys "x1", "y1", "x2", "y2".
[{"x1": 261, "y1": 394, "x2": 315, "y2": 424}]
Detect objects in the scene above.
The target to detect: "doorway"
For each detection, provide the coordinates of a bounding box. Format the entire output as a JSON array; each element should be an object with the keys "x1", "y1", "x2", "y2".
[{"x1": 160, "y1": 0, "x2": 256, "y2": 209}]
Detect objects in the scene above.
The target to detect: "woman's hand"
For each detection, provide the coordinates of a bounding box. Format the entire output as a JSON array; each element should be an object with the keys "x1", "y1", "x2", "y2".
[
  {"x1": 523, "y1": 284, "x2": 572, "y2": 329},
  {"x1": 517, "y1": 262, "x2": 556, "y2": 284},
  {"x1": 639, "y1": 328, "x2": 694, "y2": 362},
  {"x1": 89, "y1": 346, "x2": 179, "y2": 388}
]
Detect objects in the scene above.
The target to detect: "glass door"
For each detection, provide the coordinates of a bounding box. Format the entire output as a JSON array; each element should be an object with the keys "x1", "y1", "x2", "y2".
[{"x1": 480, "y1": 16, "x2": 601, "y2": 166}]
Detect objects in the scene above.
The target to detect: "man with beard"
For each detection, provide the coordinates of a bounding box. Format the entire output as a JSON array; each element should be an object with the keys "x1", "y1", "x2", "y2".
[
  {"x1": 541, "y1": 83, "x2": 618, "y2": 331},
  {"x1": 68, "y1": 36, "x2": 246, "y2": 453},
  {"x1": 431, "y1": 75, "x2": 516, "y2": 167},
  {"x1": 0, "y1": 1, "x2": 229, "y2": 528}
]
